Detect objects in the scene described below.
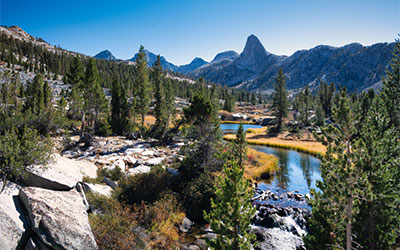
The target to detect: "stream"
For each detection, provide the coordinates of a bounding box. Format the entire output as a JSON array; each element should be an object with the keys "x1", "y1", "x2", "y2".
[{"x1": 220, "y1": 123, "x2": 322, "y2": 249}]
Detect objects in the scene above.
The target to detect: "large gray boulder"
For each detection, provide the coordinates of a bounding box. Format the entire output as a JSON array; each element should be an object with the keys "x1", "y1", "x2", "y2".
[
  {"x1": 19, "y1": 186, "x2": 98, "y2": 250},
  {"x1": 24, "y1": 154, "x2": 97, "y2": 190},
  {"x1": 0, "y1": 181, "x2": 27, "y2": 250}
]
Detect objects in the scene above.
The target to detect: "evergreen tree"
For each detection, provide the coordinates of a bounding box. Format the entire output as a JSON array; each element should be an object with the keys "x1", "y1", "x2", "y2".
[
  {"x1": 25, "y1": 73, "x2": 45, "y2": 115},
  {"x1": 223, "y1": 93, "x2": 235, "y2": 112},
  {"x1": 0, "y1": 125, "x2": 52, "y2": 193},
  {"x1": 232, "y1": 123, "x2": 247, "y2": 167},
  {"x1": 152, "y1": 55, "x2": 167, "y2": 138},
  {"x1": 271, "y1": 68, "x2": 289, "y2": 131},
  {"x1": 84, "y1": 58, "x2": 106, "y2": 130},
  {"x1": 315, "y1": 102, "x2": 325, "y2": 126},
  {"x1": 306, "y1": 91, "x2": 364, "y2": 250},
  {"x1": 164, "y1": 78, "x2": 175, "y2": 128},
  {"x1": 111, "y1": 81, "x2": 129, "y2": 135},
  {"x1": 135, "y1": 45, "x2": 151, "y2": 127},
  {"x1": 66, "y1": 57, "x2": 85, "y2": 88},
  {"x1": 204, "y1": 126, "x2": 255, "y2": 249},
  {"x1": 43, "y1": 81, "x2": 51, "y2": 109},
  {"x1": 302, "y1": 85, "x2": 311, "y2": 126}
]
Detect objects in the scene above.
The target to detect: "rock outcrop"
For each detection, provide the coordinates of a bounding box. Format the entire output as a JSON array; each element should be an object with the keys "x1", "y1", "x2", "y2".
[
  {"x1": 0, "y1": 182, "x2": 27, "y2": 250},
  {"x1": 19, "y1": 186, "x2": 98, "y2": 250},
  {"x1": 23, "y1": 154, "x2": 97, "y2": 190}
]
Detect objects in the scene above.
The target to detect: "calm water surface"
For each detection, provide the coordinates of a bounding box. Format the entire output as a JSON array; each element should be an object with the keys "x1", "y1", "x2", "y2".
[
  {"x1": 219, "y1": 123, "x2": 322, "y2": 195},
  {"x1": 220, "y1": 123, "x2": 263, "y2": 133},
  {"x1": 251, "y1": 145, "x2": 321, "y2": 194}
]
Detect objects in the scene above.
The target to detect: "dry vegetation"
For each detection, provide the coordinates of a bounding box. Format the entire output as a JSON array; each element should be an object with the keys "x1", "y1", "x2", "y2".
[
  {"x1": 244, "y1": 147, "x2": 279, "y2": 181},
  {"x1": 224, "y1": 128, "x2": 326, "y2": 156}
]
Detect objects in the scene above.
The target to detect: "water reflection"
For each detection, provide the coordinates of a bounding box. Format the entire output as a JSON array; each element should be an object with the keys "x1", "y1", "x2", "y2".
[
  {"x1": 275, "y1": 149, "x2": 289, "y2": 190},
  {"x1": 251, "y1": 145, "x2": 321, "y2": 194},
  {"x1": 220, "y1": 123, "x2": 263, "y2": 134},
  {"x1": 300, "y1": 153, "x2": 312, "y2": 189}
]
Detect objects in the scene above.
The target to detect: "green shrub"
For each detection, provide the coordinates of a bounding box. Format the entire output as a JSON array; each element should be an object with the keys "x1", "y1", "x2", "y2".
[
  {"x1": 115, "y1": 166, "x2": 174, "y2": 204},
  {"x1": 180, "y1": 171, "x2": 216, "y2": 223},
  {"x1": 96, "y1": 118, "x2": 112, "y2": 137},
  {"x1": 87, "y1": 193, "x2": 138, "y2": 249}
]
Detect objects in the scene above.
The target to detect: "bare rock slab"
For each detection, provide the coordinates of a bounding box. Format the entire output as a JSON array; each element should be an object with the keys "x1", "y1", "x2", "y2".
[
  {"x1": 24, "y1": 154, "x2": 98, "y2": 190},
  {"x1": 19, "y1": 186, "x2": 98, "y2": 250},
  {"x1": 0, "y1": 182, "x2": 27, "y2": 250}
]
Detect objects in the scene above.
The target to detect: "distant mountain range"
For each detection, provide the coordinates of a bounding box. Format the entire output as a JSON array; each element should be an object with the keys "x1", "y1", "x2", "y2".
[{"x1": 95, "y1": 35, "x2": 395, "y2": 93}]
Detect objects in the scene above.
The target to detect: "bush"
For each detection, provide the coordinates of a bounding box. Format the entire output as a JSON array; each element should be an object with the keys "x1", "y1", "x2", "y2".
[
  {"x1": 0, "y1": 125, "x2": 52, "y2": 191},
  {"x1": 180, "y1": 171, "x2": 216, "y2": 223},
  {"x1": 137, "y1": 191, "x2": 185, "y2": 249},
  {"x1": 96, "y1": 118, "x2": 112, "y2": 137},
  {"x1": 87, "y1": 194, "x2": 138, "y2": 249},
  {"x1": 87, "y1": 191, "x2": 185, "y2": 250},
  {"x1": 115, "y1": 166, "x2": 174, "y2": 204}
]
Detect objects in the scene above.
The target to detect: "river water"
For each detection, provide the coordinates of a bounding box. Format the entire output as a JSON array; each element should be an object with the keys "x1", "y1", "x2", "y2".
[{"x1": 220, "y1": 123, "x2": 322, "y2": 195}]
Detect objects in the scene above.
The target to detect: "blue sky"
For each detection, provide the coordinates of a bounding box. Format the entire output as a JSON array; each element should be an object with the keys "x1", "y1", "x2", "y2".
[{"x1": 1, "y1": 0, "x2": 399, "y2": 65}]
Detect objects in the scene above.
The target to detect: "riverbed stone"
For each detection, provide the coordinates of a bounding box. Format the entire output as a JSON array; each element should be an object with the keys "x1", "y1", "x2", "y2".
[{"x1": 252, "y1": 227, "x2": 305, "y2": 250}]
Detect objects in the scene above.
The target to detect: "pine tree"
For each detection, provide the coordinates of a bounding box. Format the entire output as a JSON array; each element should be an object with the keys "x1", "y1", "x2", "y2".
[
  {"x1": 306, "y1": 91, "x2": 364, "y2": 250},
  {"x1": 0, "y1": 125, "x2": 52, "y2": 193},
  {"x1": 66, "y1": 57, "x2": 85, "y2": 88},
  {"x1": 25, "y1": 73, "x2": 45, "y2": 115},
  {"x1": 232, "y1": 123, "x2": 247, "y2": 167},
  {"x1": 152, "y1": 55, "x2": 167, "y2": 138},
  {"x1": 135, "y1": 45, "x2": 151, "y2": 127},
  {"x1": 302, "y1": 85, "x2": 311, "y2": 126},
  {"x1": 204, "y1": 126, "x2": 255, "y2": 249},
  {"x1": 43, "y1": 80, "x2": 51, "y2": 109},
  {"x1": 164, "y1": 78, "x2": 175, "y2": 128},
  {"x1": 271, "y1": 68, "x2": 289, "y2": 131},
  {"x1": 315, "y1": 102, "x2": 325, "y2": 126},
  {"x1": 223, "y1": 93, "x2": 235, "y2": 112},
  {"x1": 84, "y1": 58, "x2": 106, "y2": 130},
  {"x1": 111, "y1": 81, "x2": 129, "y2": 135}
]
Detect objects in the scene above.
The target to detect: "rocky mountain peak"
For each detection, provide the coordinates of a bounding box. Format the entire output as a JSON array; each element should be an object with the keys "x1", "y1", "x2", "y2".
[
  {"x1": 242, "y1": 34, "x2": 268, "y2": 57},
  {"x1": 94, "y1": 50, "x2": 117, "y2": 60},
  {"x1": 211, "y1": 50, "x2": 239, "y2": 63},
  {"x1": 235, "y1": 34, "x2": 273, "y2": 73}
]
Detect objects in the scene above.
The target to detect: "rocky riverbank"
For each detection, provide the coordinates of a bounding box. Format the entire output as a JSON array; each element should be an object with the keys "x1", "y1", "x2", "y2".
[
  {"x1": 250, "y1": 188, "x2": 311, "y2": 250},
  {"x1": 1, "y1": 134, "x2": 312, "y2": 249}
]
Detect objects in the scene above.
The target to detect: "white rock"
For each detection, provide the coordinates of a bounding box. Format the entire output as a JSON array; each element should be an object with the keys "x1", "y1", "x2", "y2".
[
  {"x1": 124, "y1": 156, "x2": 137, "y2": 165},
  {"x1": 24, "y1": 154, "x2": 97, "y2": 190},
  {"x1": 145, "y1": 157, "x2": 164, "y2": 166},
  {"x1": 82, "y1": 183, "x2": 113, "y2": 197},
  {"x1": 124, "y1": 148, "x2": 144, "y2": 154},
  {"x1": 141, "y1": 150, "x2": 154, "y2": 156},
  {"x1": 127, "y1": 165, "x2": 151, "y2": 175},
  {"x1": 0, "y1": 182, "x2": 27, "y2": 250},
  {"x1": 19, "y1": 186, "x2": 98, "y2": 250},
  {"x1": 111, "y1": 159, "x2": 125, "y2": 171}
]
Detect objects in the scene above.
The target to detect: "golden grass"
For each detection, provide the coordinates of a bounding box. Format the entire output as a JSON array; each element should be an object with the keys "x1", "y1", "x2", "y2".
[
  {"x1": 220, "y1": 120, "x2": 256, "y2": 124},
  {"x1": 244, "y1": 148, "x2": 279, "y2": 181},
  {"x1": 246, "y1": 126, "x2": 268, "y2": 134},
  {"x1": 143, "y1": 115, "x2": 182, "y2": 127},
  {"x1": 224, "y1": 134, "x2": 326, "y2": 157}
]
